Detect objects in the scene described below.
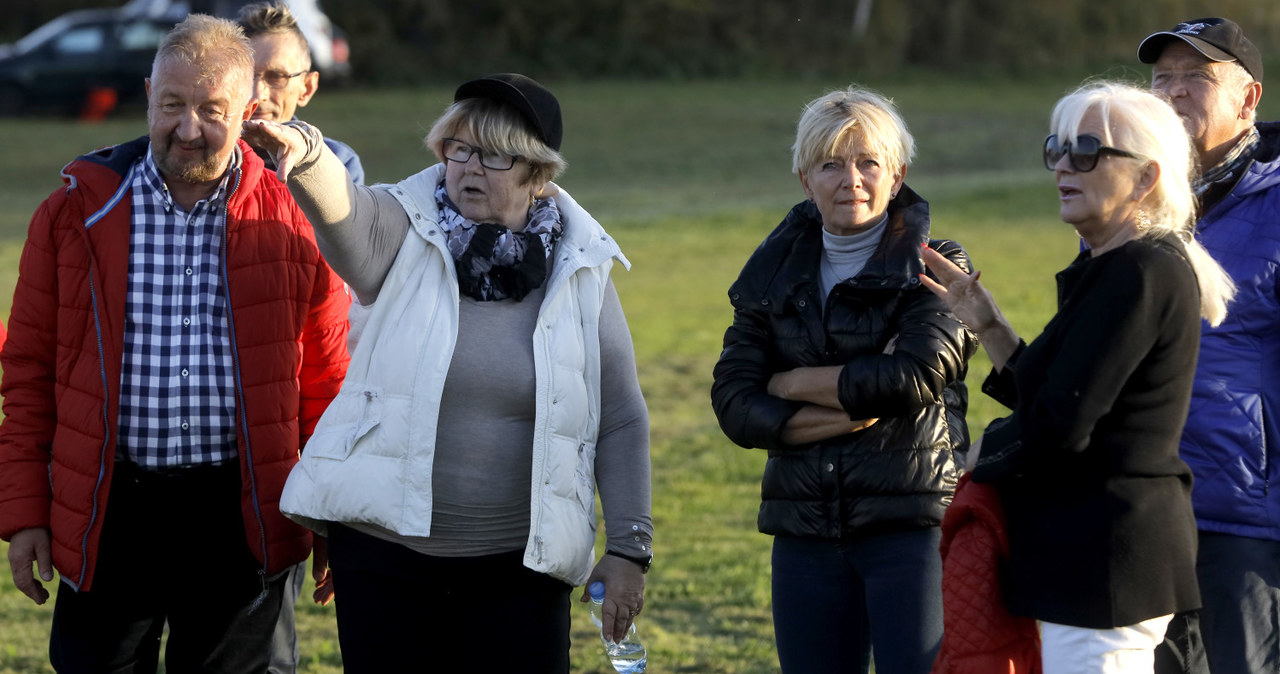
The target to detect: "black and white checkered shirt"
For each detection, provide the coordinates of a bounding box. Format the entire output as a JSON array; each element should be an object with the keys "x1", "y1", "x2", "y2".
[{"x1": 117, "y1": 147, "x2": 240, "y2": 469}]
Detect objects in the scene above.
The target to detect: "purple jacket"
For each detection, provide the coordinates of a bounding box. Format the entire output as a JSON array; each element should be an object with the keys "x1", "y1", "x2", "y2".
[{"x1": 1182, "y1": 121, "x2": 1280, "y2": 541}]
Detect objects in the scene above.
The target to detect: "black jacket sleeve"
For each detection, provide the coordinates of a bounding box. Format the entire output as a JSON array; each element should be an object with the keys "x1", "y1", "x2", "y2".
[
  {"x1": 710, "y1": 302, "x2": 806, "y2": 451},
  {"x1": 835, "y1": 240, "x2": 978, "y2": 417}
]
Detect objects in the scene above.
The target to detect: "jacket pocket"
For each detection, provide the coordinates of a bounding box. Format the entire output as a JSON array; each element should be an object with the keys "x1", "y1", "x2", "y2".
[
  {"x1": 574, "y1": 442, "x2": 598, "y2": 512},
  {"x1": 303, "y1": 389, "x2": 381, "y2": 461}
]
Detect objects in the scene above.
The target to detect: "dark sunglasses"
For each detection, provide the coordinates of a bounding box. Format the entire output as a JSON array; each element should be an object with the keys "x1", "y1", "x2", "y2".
[{"x1": 1043, "y1": 134, "x2": 1139, "y2": 172}]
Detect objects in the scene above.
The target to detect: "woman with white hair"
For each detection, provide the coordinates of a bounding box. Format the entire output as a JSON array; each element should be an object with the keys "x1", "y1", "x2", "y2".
[
  {"x1": 712, "y1": 86, "x2": 978, "y2": 673},
  {"x1": 922, "y1": 81, "x2": 1236, "y2": 673}
]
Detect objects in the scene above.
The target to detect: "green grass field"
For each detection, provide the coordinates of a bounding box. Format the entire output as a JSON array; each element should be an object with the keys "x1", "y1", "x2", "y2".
[{"x1": 0, "y1": 73, "x2": 1232, "y2": 672}]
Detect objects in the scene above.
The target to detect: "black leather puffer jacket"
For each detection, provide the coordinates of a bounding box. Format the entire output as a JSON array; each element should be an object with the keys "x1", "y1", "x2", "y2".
[{"x1": 711, "y1": 187, "x2": 978, "y2": 540}]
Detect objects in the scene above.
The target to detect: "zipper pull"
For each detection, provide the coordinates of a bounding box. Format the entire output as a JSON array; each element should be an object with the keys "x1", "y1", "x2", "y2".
[{"x1": 247, "y1": 567, "x2": 269, "y2": 614}]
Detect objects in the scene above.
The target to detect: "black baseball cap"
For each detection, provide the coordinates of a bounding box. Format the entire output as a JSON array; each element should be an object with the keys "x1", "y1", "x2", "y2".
[
  {"x1": 1138, "y1": 17, "x2": 1263, "y2": 84},
  {"x1": 454, "y1": 73, "x2": 563, "y2": 151}
]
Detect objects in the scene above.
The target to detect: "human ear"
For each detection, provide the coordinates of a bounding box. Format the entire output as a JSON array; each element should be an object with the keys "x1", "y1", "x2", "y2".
[
  {"x1": 297, "y1": 71, "x2": 320, "y2": 108},
  {"x1": 240, "y1": 97, "x2": 258, "y2": 123},
  {"x1": 1241, "y1": 80, "x2": 1263, "y2": 120},
  {"x1": 1133, "y1": 161, "x2": 1160, "y2": 201},
  {"x1": 798, "y1": 170, "x2": 813, "y2": 201},
  {"x1": 893, "y1": 164, "x2": 908, "y2": 196}
]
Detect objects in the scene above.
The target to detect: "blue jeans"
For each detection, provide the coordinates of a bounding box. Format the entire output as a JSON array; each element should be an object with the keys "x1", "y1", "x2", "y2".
[
  {"x1": 771, "y1": 529, "x2": 943, "y2": 674},
  {"x1": 1197, "y1": 531, "x2": 1280, "y2": 674}
]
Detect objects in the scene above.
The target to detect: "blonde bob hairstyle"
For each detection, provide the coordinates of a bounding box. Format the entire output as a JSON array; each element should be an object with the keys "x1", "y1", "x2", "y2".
[
  {"x1": 791, "y1": 86, "x2": 915, "y2": 176},
  {"x1": 425, "y1": 97, "x2": 568, "y2": 188},
  {"x1": 152, "y1": 14, "x2": 254, "y2": 107},
  {"x1": 1050, "y1": 80, "x2": 1236, "y2": 326}
]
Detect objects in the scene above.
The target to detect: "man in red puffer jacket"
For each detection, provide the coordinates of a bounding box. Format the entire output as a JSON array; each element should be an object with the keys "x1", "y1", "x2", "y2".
[{"x1": 0, "y1": 14, "x2": 348, "y2": 673}]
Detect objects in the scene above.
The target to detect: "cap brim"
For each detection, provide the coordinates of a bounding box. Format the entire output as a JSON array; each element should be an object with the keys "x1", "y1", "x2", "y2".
[{"x1": 1138, "y1": 32, "x2": 1236, "y2": 64}]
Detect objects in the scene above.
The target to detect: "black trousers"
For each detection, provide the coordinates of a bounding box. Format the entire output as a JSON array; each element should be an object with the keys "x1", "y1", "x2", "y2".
[
  {"x1": 1155, "y1": 611, "x2": 1209, "y2": 674},
  {"x1": 50, "y1": 461, "x2": 287, "y2": 674},
  {"x1": 327, "y1": 523, "x2": 573, "y2": 674}
]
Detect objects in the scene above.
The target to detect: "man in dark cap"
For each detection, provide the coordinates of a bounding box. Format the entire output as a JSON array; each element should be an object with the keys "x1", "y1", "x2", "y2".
[{"x1": 1138, "y1": 17, "x2": 1280, "y2": 674}]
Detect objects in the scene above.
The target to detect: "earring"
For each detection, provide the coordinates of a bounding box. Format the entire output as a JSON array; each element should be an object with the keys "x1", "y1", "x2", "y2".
[{"x1": 1134, "y1": 209, "x2": 1152, "y2": 231}]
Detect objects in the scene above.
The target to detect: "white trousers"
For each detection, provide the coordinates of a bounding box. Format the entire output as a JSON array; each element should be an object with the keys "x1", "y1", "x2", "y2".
[{"x1": 1040, "y1": 614, "x2": 1173, "y2": 674}]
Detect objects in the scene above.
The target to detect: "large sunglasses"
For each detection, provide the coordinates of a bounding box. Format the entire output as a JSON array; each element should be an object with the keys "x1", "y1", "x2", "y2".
[{"x1": 1043, "y1": 134, "x2": 1139, "y2": 172}]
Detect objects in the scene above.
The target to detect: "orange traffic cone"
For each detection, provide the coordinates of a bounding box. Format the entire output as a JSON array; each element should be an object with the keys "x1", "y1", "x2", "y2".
[{"x1": 80, "y1": 87, "x2": 118, "y2": 122}]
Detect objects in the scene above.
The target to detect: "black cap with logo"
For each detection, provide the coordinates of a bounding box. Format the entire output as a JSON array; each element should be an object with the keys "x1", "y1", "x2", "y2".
[{"x1": 1138, "y1": 17, "x2": 1263, "y2": 84}]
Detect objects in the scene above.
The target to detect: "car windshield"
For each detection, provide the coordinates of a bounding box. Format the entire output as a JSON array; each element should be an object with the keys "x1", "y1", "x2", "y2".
[{"x1": 14, "y1": 15, "x2": 76, "y2": 55}]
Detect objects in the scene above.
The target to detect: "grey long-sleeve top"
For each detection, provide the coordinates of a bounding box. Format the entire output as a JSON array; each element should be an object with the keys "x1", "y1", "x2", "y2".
[{"x1": 284, "y1": 128, "x2": 652, "y2": 559}]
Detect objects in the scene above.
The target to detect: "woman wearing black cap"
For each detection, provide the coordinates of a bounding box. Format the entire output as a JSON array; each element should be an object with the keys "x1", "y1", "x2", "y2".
[{"x1": 243, "y1": 73, "x2": 651, "y2": 673}]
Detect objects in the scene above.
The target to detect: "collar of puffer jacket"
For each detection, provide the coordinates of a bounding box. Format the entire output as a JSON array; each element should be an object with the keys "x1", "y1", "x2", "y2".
[{"x1": 728, "y1": 184, "x2": 933, "y2": 310}]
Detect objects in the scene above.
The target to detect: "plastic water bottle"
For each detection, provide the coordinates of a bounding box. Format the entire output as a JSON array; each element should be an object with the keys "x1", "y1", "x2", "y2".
[{"x1": 587, "y1": 581, "x2": 647, "y2": 673}]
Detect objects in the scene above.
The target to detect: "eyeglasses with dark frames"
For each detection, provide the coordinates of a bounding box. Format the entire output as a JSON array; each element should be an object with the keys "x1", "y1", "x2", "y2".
[
  {"x1": 255, "y1": 69, "x2": 308, "y2": 90},
  {"x1": 441, "y1": 138, "x2": 519, "y2": 171},
  {"x1": 1043, "y1": 134, "x2": 1140, "y2": 172}
]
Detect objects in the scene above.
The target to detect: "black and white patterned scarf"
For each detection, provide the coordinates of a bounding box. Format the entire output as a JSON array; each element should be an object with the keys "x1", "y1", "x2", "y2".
[
  {"x1": 434, "y1": 180, "x2": 563, "y2": 302},
  {"x1": 1195, "y1": 126, "x2": 1260, "y2": 201}
]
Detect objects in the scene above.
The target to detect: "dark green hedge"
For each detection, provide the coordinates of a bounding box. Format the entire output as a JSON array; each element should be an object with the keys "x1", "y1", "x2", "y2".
[{"x1": 6, "y1": 0, "x2": 1278, "y2": 84}]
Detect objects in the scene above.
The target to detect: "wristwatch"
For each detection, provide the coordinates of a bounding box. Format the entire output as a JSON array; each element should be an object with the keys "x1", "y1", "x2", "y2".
[{"x1": 606, "y1": 549, "x2": 652, "y2": 574}]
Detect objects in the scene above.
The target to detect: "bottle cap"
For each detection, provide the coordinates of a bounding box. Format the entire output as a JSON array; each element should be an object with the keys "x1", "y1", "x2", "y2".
[{"x1": 588, "y1": 581, "x2": 606, "y2": 601}]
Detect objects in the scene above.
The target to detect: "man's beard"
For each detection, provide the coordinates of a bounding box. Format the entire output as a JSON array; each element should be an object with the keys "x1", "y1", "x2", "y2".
[{"x1": 154, "y1": 136, "x2": 229, "y2": 183}]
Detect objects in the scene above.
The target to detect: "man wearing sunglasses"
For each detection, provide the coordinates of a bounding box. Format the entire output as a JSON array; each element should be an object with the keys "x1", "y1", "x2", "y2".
[{"x1": 1138, "y1": 17, "x2": 1280, "y2": 674}]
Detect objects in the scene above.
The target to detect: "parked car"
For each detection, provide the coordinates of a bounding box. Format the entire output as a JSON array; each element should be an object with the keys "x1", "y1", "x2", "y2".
[
  {"x1": 0, "y1": 8, "x2": 172, "y2": 115},
  {"x1": 122, "y1": 0, "x2": 352, "y2": 82},
  {"x1": 0, "y1": 0, "x2": 351, "y2": 117}
]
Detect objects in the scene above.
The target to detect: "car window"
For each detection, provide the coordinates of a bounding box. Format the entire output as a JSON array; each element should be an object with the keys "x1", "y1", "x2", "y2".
[
  {"x1": 118, "y1": 20, "x2": 169, "y2": 52},
  {"x1": 52, "y1": 26, "x2": 106, "y2": 56}
]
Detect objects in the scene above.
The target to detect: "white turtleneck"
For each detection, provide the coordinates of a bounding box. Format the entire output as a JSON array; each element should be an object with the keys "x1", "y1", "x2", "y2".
[{"x1": 819, "y1": 214, "x2": 888, "y2": 298}]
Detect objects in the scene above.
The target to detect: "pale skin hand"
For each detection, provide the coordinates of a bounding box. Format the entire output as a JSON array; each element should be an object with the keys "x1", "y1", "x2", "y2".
[
  {"x1": 767, "y1": 356, "x2": 883, "y2": 444},
  {"x1": 768, "y1": 366, "x2": 842, "y2": 409},
  {"x1": 917, "y1": 245, "x2": 1021, "y2": 371},
  {"x1": 779, "y1": 404, "x2": 879, "y2": 445},
  {"x1": 579, "y1": 553, "x2": 646, "y2": 643},
  {"x1": 311, "y1": 535, "x2": 334, "y2": 605},
  {"x1": 7, "y1": 527, "x2": 53, "y2": 605},
  {"x1": 240, "y1": 118, "x2": 309, "y2": 183}
]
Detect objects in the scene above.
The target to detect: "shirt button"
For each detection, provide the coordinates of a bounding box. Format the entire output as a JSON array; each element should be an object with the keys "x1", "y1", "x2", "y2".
[
  {"x1": 826, "y1": 463, "x2": 835, "y2": 472},
  {"x1": 183, "y1": 317, "x2": 191, "y2": 326},
  {"x1": 181, "y1": 421, "x2": 190, "y2": 430},
  {"x1": 181, "y1": 368, "x2": 189, "y2": 377},
  {"x1": 185, "y1": 267, "x2": 193, "y2": 276}
]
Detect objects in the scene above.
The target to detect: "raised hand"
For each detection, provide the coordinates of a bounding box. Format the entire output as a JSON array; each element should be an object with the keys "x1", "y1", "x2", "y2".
[
  {"x1": 918, "y1": 244, "x2": 1021, "y2": 370},
  {"x1": 241, "y1": 119, "x2": 308, "y2": 183}
]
